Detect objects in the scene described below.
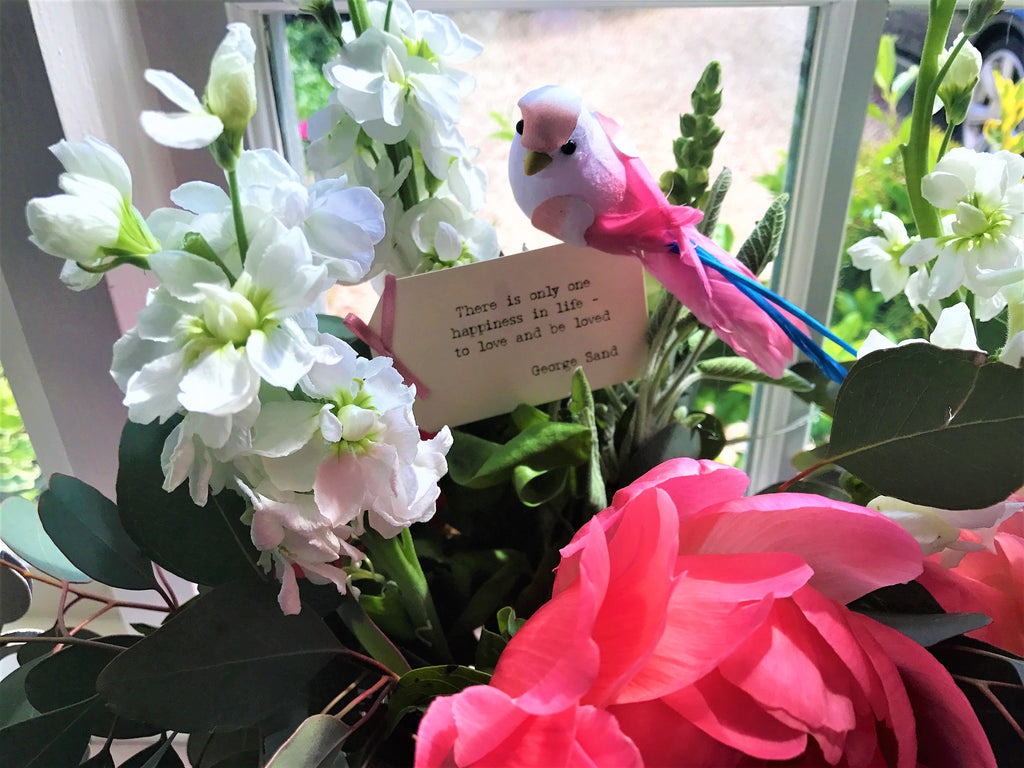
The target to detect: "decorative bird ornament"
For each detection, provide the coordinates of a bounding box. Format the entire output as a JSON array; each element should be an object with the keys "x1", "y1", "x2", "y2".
[{"x1": 508, "y1": 85, "x2": 854, "y2": 382}]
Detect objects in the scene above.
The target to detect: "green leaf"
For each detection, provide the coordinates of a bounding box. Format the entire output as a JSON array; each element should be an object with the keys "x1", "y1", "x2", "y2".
[
  {"x1": 569, "y1": 367, "x2": 607, "y2": 512},
  {"x1": 696, "y1": 356, "x2": 813, "y2": 391},
  {"x1": 96, "y1": 580, "x2": 342, "y2": 733},
  {"x1": 875, "y1": 34, "x2": 897, "y2": 93},
  {"x1": 619, "y1": 421, "x2": 701, "y2": 485},
  {"x1": 789, "y1": 360, "x2": 846, "y2": 417},
  {"x1": 264, "y1": 715, "x2": 351, "y2": 768},
  {"x1": 80, "y1": 749, "x2": 116, "y2": 768},
  {"x1": 473, "y1": 628, "x2": 507, "y2": 673},
  {"x1": 696, "y1": 167, "x2": 732, "y2": 238},
  {"x1": 337, "y1": 594, "x2": 412, "y2": 676},
  {"x1": 38, "y1": 474, "x2": 157, "y2": 590},
  {"x1": 447, "y1": 422, "x2": 591, "y2": 489},
  {"x1": 829, "y1": 346, "x2": 1024, "y2": 509},
  {"x1": 22, "y1": 636, "x2": 157, "y2": 738},
  {"x1": 121, "y1": 738, "x2": 184, "y2": 768},
  {"x1": 186, "y1": 728, "x2": 261, "y2": 768},
  {"x1": 0, "y1": 698, "x2": 95, "y2": 768},
  {"x1": 0, "y1": 496, "x2": 90, "y2": 583},
  {"x1": 735, "y1": 194, "x2": 788, "y2": 277},
  {"x1": 0, "y1": 655, "x2": 45, "y2": 728},
  {"x1": 930, "y1": 637, "x2": 1024, "y2": 766},
  {"x1": 116, "y1": 419, "x2": 259, "y2": 585},
  {"x1": 387, "y1": 665, "x2": 491, "y2": 730}
]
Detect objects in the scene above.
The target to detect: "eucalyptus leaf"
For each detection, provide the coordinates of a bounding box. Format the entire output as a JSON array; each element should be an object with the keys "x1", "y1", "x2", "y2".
[
  {"x1": 186, "y1": 728, "x2": 261, "y2": 768},
  {"x1": 0, "y1": 698, "x2": 95, "y2": 768},
  {"x1": 859, "y1": 611, "x2": 992, "y2": 647},
  {"x1": 264, "y1": 715, "x2": 351, "y2": 768},
  {"x1": 80, "y1": 748, "x2": 115, "y2": 767},
  {"x1": 696, "y1": 356, "x2": 813, "y2": 391},
  {"x1": 829, "y1": 346, "x2": 1024, "y2": 509},
  {"x1": 930, "y1": 637, "x2": 1024, "y2": 766},
  {"x1": 0, "y1": 496, "x2": 90, "y2": 583},
  {"x1": 22, "y1": 635, "x2": 157, "y2": 738},
  {"x1": 0, "y1": 654, "x2": 45, "y2": 728},
  {"x1": 120, "y1": 738, "x2": 184, "y2": 768},
  {"x1": 38, "y1": 474, "x2": 157, "y2": 590},
  {"x1": 386, "y1": 665, "x2": 491, "y2": 731},
  {"x1": 116, "y1": 419, "x2": 259, "y2": 585},
  {"x1": 96, "y1": 579, "x2": 342, "y2": 732},
  {"x1": 789, "y1": 360, "x2": 845, "y2": 417}
]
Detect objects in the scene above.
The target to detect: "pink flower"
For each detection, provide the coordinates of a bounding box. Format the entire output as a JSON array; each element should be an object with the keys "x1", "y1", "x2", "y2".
[
  {"x1": 917, "y1": 505, "x2": 1024, "y2": 655},
  {"x1": 415, "y1": 459, "x2": 995, "y2": 768}
]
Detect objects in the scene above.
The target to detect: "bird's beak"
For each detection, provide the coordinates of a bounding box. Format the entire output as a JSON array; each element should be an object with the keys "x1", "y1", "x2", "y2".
[{"x1": 523, "y1": 150, "x2": 553, "y2": 176}]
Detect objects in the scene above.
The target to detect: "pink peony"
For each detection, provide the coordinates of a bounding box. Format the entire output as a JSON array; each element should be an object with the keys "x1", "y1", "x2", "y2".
[
  {"x1": 917, "y1": 506, "x2": 1024, "y2": 656},
  {"x1": 415, "y1": 459, "x2": 995, "y2": 768}
]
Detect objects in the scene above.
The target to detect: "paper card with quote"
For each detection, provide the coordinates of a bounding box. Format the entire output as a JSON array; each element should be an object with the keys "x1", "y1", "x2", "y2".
[{"x1": 366, "y1": 243, "x2": 649, "y2": 431}]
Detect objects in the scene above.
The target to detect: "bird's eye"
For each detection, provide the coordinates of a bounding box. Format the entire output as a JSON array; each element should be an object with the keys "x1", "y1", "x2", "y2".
[
  {"x1": 560, "y1": 140, "x2": 577, "y2": 156},
  {"x1": 515, "y1": 119, "x2": 524, "y2": 135}
]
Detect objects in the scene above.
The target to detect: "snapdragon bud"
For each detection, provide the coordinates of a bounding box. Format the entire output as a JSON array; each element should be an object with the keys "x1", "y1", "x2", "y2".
[{"x1": 936, "y1": 35, "x2": 982, "y2": 126}]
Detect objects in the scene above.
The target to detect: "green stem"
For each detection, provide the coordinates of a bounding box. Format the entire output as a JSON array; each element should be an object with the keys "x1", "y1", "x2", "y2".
[
  {"x1": 347, "y1": 0, "x2": 372, "y2": 37},
  {"x1": 227, "y1": 168, "x2": 249, "y2": 263},
  {"x1": 386, "y1": 141, "x2": 421, "y2": 211},
  {"x1": 360, "y1": 528, "x2": 453, "y2": 664},
  {"x1": 904, "y1": 0, "x2": 957, "y2": 239},
  {"x1": 337, "y1": 593, "x2": 412, "y2": 675},
  {"x1": 938, "y1": 120, "x2": 956, "y2": 161}
]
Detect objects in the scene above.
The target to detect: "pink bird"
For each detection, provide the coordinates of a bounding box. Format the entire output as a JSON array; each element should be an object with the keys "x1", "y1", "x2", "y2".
[{"x1": 508, "y1": 85, "x2": 852, "y2": 381}]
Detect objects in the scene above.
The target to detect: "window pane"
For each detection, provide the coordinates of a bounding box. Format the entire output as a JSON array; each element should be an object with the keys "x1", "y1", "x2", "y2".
[{"x1": 279, "y1": 3, "x2": 814, "y2": 464}]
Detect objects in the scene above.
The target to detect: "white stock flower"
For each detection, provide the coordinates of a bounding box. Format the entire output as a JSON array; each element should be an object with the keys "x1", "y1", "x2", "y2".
[
  {"x1": 324, "y1": 27, "x2": 466, "y2": 160},
  {"x1": 847, "y1": 212, "x2": 914, "y2": 300},
  {"x1": 858, "y1": 302, "x2": 981, "y2": 357},
  {"x1": 161, "y1": 149, "x2": 386, "y2": 283},
  {"x1": 112, "y1": 217, "x2": 335, "y2": 427},
  {"x1": 141, "y1": 23, "x2": 256, "y2": 150},
  {"x1": 237, "y1": 479, "x2": 362, "y2": 615},
  {"x1": 869, "y1": 494, "x2": 1022, "y2": 566},
  {"x1": 250, "y1": 334, "x2": 451, "y2": 539},
  {"x1": 25, "y1": 137, "x2": 160, "y2": 290},
  {"x1": 389, "y1": 197, "x2": 499, "y2": 275},
  {"x1": 901, "y1": 148, "x2": 1024, "y2": 300}
]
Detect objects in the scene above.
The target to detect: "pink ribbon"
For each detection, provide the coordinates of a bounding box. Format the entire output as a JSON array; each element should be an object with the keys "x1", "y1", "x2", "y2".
[{"x1": 343, "y1": 274, "x2": 431, "y2": 398}]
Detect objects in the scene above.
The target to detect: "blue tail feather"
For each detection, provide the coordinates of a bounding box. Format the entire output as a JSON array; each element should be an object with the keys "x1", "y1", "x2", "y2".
[{"x1": 685, "y1": 242, "x2": 853, "y2": 383}]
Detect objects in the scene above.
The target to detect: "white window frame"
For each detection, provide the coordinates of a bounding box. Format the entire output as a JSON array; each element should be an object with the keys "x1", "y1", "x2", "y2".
[{"x1": 4, "y1": 0, "x2": 939, "y2": 505}]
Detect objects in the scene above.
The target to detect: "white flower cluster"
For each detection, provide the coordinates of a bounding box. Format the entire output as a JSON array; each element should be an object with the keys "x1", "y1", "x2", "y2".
[
  {"x1": 848, "y1": 147, "x2": 1024, "y2": 367},
  {"x1": 306, "y1": 0, "x2": 499, "y2": 276},
  {"x1": 25, "y1": 22, "x2": 452, "y2": 614}
]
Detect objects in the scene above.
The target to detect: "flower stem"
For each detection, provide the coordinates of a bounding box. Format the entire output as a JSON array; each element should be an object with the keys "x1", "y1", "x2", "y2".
[
  {"x1": 227, "y1": 168, "x2": 249, "y2": 263},
  {"x1": 904, "y1": 0, "x2": 957, "y2": 239},
  {"x1": 386, "y1": 141, "x2": 421, "y2": 211},
  {"x1": 359, "y1": 528, "x2": 452, "y2": 664},
  {"x1": 347, "y1": 0, "x2": 372, "y2": 37}
]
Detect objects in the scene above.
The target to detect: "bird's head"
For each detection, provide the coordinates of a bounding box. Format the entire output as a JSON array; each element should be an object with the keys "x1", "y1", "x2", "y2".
[{"x1": 508, "y1": 85, "x2": 626, "y2": 225}]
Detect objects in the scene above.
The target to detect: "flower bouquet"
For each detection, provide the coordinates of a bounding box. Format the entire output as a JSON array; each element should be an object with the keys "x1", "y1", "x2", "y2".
[{"x1": 1, "y1": 1, "x2": 1022, "y2": 766}]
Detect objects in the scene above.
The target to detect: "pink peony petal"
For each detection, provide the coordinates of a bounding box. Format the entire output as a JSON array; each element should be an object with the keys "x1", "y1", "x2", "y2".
[
  {"x1": 414, "y1": 693, "x2": 459, "y2": 768},
  {"x1": 583, "y1": 487, "x2": 680, "y2": 705},
  {"x1": 567, "y1": 706, "x2": 643, "y2": 768},
  {"x1": 717, "y1": 592, "x2": 859, "y2": 762},
  {"x1": 661, "y1": 668, "x2": 807, "y2": 761},
  {"x1": 608, "y1": 698, "x2": 748, "y2": 767},
  {"x1": 682, "y1": 493, "x2": 924, "y2": 603},
  {"x1": 491, "y1": 523, "x2": 608, "y2": 714},
  {"x1": 616, "y1": 551, "x2": 811, "y2": 701},
  {"x1": 609, "y1": 457, "x2": 749, "y2": 520},
  {"x1": 854, "y1": 615, "x2": 997, "y2": 768}
]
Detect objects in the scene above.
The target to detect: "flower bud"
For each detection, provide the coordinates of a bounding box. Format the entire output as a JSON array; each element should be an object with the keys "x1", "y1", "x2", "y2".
[
  {"x1": 936, "y1": 35, "x2": 982, "y2": 125},
  {"x1": 203, "y1": 23, "x2": 257, "y2": 151},
  {"x1": 963, "y1": 0, "x2": 1005, "y2": 37}
]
